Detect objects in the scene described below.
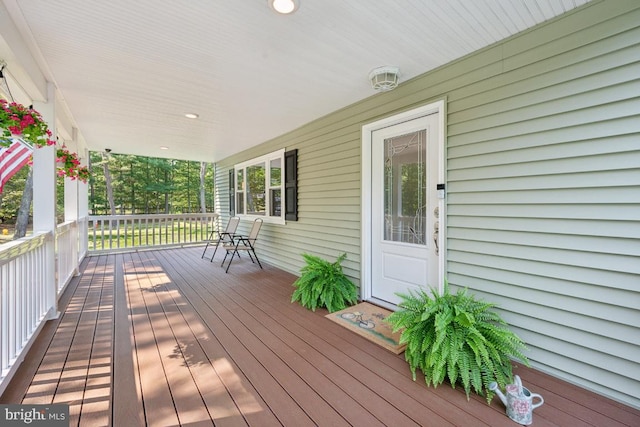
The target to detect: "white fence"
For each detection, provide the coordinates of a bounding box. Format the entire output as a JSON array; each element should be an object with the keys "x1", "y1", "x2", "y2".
[
  {"x1": 0, "y1": 213, "x2": 218, "y2": 395},
  {"x1": 0, "y1": 231, "x2": 55, "y2": 395},
  {"x1": 56, "y1": 220, "x2": 78, "y2": 295},
  {"x1": 78, "y1": 216, "x2": 88, "y2": 260},
  {"x1": 0, "y1": 218, "x2": 85, "y2": 395},
  {"x1": 87, "y1": 213, "x2": 219, "y2": 252}
]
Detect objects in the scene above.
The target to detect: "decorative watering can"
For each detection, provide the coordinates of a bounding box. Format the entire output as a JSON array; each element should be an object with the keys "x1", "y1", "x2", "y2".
[{"x1": 489, "y1": 375, "x2": 544, "y2": 425}]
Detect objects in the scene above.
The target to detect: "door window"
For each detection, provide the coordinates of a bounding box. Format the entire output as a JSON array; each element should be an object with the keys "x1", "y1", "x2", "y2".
[{"x1": 384, "y1": 130, "x2": 427, "y2": 245}]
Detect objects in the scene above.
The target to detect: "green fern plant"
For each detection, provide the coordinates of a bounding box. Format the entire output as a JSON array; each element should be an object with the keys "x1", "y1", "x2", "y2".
[
  {"x1": 386, "y1": 280, "x2": 529, "y2": 402},
  {"x1": 291, "y1": 253, "x2": 358, "y2": 313}
]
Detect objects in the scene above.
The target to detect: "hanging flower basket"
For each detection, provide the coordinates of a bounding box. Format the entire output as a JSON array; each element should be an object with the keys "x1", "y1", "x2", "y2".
[
  {"x1": 1, "y1": 99, "x2": 89, "y2": 182},
  {"x1": 56, "y1": 146, "x2": 90, "y2": 182},
  {"x1": 0, "y1": 99, "x2": 55, "y2": 147}
]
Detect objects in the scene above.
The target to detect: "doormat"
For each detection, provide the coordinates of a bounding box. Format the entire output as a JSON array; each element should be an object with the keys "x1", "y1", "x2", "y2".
[{"x1": 325, "y1": 302, "x2": 405, "y2": 354}]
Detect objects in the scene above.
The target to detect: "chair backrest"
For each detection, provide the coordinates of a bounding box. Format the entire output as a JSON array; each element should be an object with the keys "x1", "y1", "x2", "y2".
[
  {"x1": 247, "y1": 218, "x2": 263, "y2": 241},
  {"x1": 224, "y1": 216, "x2": 241, "y2": 234}
]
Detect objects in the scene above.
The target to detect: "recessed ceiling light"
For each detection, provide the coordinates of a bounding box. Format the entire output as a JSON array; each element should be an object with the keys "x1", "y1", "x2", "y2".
[
  {"x1": 269, "y1": 0, "x2": 299, "y2": 14},
  {"x1": 160, "y1": 146, "x2": 169, "y2": 150},
  {"x1": 184, "y1": 113, "x2": 199, "y2": 119}
]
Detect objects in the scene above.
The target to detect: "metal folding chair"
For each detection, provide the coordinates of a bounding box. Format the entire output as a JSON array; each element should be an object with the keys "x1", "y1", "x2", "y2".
[
  {"x1": 221, "y1": 218, "x2": 263, "y2": 273},
  {"x1": 201, "y1": 216, "x2": 240, "y2": 261}
]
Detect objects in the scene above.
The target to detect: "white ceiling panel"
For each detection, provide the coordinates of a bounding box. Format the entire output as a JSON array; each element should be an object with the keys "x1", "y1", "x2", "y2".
[{"x1": 1, "y1": 0, "x2": 592, "y2": 161}]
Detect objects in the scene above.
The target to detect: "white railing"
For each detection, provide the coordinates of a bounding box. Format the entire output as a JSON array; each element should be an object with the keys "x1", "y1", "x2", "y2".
[
  {"x1": 0, "y1": 213, "x2": 216, "y2": 394},
  {"x1": 78, "y1": 216, "x2": 88, "y2": 259},
  {"x1": 87, "y1": 213, "x2": 219, "y2": 252},
  {"x1": 0, "y1": 231, "x2": 54, "y2": 395},
  {"x1": 56, "y1": 220, "x2": 78, "y2": 295}
]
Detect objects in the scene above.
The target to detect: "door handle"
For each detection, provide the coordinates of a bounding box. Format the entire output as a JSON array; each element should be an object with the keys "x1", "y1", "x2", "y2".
[{"x1": 433, "y1": 207, "x2": 439, "y2": 256}]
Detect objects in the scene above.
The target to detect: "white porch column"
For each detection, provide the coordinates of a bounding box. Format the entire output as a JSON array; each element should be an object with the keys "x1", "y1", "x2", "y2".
[
  {"x1": 32, "y1": 82, "x2": 58, "y2": 319},
  {"x1": 75, "y1": 128, "x2": 89, "y2": 260},
  {"x1": 64, "y1": 128, "x2": 80, "y2": 274}
]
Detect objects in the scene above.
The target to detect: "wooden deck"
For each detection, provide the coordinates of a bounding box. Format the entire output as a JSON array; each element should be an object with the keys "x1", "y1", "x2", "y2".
[{"x1": 1, "y1": 246, "x2": 638, "y2": 426}]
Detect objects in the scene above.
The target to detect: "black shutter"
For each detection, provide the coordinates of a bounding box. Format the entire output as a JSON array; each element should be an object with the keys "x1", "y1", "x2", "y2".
[
  {"x1": 284, "y1": 149, "x2": 298, "y2": 221},
  {"x1": 228, "y1": 169, "x2": 235, "y2": 216}
]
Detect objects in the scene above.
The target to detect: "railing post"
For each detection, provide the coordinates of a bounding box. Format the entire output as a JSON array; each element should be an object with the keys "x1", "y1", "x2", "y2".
[
  {"x1": 32, "y1": 82, "x2": 59, "y2": 320},
  {"x1": 64, "y1": 167, "x2": 79, "y2": 277}
]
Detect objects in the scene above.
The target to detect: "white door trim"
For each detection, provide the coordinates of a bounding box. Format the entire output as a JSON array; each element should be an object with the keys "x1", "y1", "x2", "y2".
[{"x1": 361, "y1": 100, "x2": 446, "y2": 303}]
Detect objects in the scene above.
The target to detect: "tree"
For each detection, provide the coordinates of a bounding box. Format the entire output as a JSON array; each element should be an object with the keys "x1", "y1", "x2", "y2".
[
  {"x1": 102, "y1": 152, "x2": 116, "y2": 216},
  {"x1": 199, "y1": 162, "x2": 207, "y2": 214},
  {"x1": 0, "y1": 166, "x2": 28, "y2": 222},
  {"x1": 85, "y1": 151, "x2": 215, "y2": 215},
  {"x1": 13, "y1": 167, "x2": 33, "y2": 238}
]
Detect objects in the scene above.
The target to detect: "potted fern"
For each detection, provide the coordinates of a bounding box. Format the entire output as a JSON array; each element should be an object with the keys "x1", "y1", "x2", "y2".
[
  {"x1": 290, "y1": 252, "x2": 358, "y2": 313},
  {"x1": 386, "y1": 280, "x2": 529, "y2": 402}
]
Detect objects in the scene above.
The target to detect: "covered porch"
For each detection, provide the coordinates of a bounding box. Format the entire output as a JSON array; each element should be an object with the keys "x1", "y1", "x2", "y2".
[{"x1": 1, "y1": 246, "x2": 637, "y2": 426}]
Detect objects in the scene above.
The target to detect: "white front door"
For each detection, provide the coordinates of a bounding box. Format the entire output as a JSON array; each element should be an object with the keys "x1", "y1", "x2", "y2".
[{"x1": 369, "y1": 112, "x2": 441, "y2": 306}]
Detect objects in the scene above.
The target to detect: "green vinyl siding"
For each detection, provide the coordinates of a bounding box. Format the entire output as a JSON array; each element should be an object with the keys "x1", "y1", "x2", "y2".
[
  {"x1": 215, "y1": 124, "x2": 363, "y2": 280},
  {"x1": 444, "y1": 0, "x2": 640, "y2": 408},
  {"x1": 214, "y1": 0, "x2": 639, "y2": 408}
]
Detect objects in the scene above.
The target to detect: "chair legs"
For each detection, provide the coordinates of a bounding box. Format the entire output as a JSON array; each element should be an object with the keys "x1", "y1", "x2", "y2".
[
  {"x1": 201, "y1": 229, "x2": 218, "y2": 258},
  {"x1": 221, "y1": 243, "x2": 262, "y2": 273},
  {"x1": 252, "y1": 249, "x2": 262, "y2": 269},
  {"x1": 203, "y1": 232, "x2": 237, "y2": 262},
  {"x1": 221, "y1": 249, "x2": 234, "y2": 273},
  {"x1": 209, "y1": 240, "x2": 223, "y2": 262}
]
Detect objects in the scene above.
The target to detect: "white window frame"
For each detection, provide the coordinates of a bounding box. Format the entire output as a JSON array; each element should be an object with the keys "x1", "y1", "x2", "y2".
[{"x1": 234, "y1": 149, "x2": 286, "y2": 224}]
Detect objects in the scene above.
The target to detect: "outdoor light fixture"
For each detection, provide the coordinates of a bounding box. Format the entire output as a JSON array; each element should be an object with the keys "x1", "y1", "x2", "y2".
[
  {"x1": 369, "y1": 66, "x2": 400, "y2": 92},
  {"x1": 184, "y1": 113, "x2": 199, "y2": 119},
  {"x1": 269, "y1": 0, "x2": 299, "y2": 14}
]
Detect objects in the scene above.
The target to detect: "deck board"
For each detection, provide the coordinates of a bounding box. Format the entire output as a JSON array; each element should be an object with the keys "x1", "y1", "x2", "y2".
[
  {"x1": 161, "y1": 250, "x2": 441, "y2": 426},
  {"x1": 1, "y1": 246, "x2": 639, "y2": 427},
  {"x1": 156, "y1": 250, "x2": 383, "y2": 427},
  {"x1": 154, "y1": 251, "x2": 318, "y2": 427},
  {"x1": 124, "y1": 252, "x2": 182, "y2": 426},
  {"x1": 79, "y1": 258, "x2": 113, "y2": 427},
  {"x1": 112, "y1": 253, "x2": 145, "y2": 426},
  {"x1": 184, "y1": 251, "x2": 496, "y2": 427}
]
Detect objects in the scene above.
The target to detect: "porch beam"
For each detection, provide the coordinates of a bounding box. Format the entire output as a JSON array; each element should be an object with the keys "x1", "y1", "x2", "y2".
[{"x1": 0, "y1": 0, "x2": 47, "y2": 101}]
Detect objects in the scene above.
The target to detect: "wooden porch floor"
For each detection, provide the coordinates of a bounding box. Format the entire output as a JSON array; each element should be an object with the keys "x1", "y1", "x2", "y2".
[{"x1": 1, "y1": 246, "x2": 638, "y2": 426}]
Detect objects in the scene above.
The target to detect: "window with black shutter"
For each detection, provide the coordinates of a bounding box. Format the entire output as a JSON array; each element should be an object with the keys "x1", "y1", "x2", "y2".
[
  {"x1": 284, "y1": 149, "x2": 298, "y2": 221},
  {"x1": 228, "y1": 169, "x2": 235, "y2": 216},
  {"x1": 231, "y1": 148, "x2": 295, "y2": 224}
]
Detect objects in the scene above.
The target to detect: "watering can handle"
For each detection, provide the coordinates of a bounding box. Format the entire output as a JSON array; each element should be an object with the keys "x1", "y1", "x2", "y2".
[
  {"x1": 514, "y1": 375, "x2": 523, "y2": 395},
  {"x1": 530, "y1": 393, "x2": 544, "y2": 410}
]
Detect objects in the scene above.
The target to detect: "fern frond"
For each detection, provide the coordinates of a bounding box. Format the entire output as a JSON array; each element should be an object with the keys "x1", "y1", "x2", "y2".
[
  {"x1": 290, "y1": 253, "x2": 358, "y2": 312},
  {"x1": 385, "y1": 279, "x2": 531, "y2": 401}
]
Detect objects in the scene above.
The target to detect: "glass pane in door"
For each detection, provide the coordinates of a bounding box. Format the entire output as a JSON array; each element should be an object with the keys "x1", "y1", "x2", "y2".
[{"x1": 383, "y1": 130, "x2": 427, "y2": 244}]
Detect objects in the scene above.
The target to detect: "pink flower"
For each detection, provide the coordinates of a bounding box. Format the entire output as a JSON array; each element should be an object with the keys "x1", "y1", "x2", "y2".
[{"x1": 21, "y1": 115, "x2": 35, "y2": 126}]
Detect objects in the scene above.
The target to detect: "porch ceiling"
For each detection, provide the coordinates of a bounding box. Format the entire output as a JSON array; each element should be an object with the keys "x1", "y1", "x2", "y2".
[{"x1": 0, "y1": 0, "x2": 591, "y2": 162}]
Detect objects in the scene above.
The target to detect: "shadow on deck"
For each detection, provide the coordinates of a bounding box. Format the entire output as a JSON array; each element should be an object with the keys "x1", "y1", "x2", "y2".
[{"x1": 1, "y1": 246, "x2": 638, "y2": 426}]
